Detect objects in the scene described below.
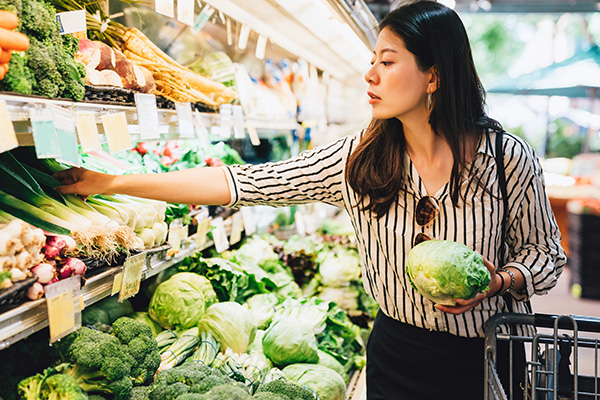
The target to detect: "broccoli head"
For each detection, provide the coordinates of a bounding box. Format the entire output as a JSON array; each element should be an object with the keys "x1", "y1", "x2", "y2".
[
  {"x1": 196, "y1": 384, "x2": 252, "y2": 400},
  {"x1": 0, "y1": 53, "x2": 33, "y2": 95},
  {"x1": 26, "y1": 38, "x2": 60, "y2": 98},
  {"x1": 149, "y1": 382, "x2": 190, "y2": 400},
  {"x1": 112, "y1": 317, "x2": 161, "y2": 386},
  {"x1": 57, "y1": 327, "x2": 134, "y2": 400},
  {"x1": 40, "y1": 373, "x2": 88, "y2": 400},
  {"x1": 255, "y1": 380, "x2": 316, "y2": 400},
  {"x1": 175, "y1": 395, "x2": 204, "y2": 400},
  {"x1": 0, "y1": 0, "x2": 22, "y2": 15},
  {"x1": 253, "y1": 393, "x2": 290, "y2": 400},
  {"x1": 129, "y1": 385, "x2": 151, "y2": 400},
  {"x1": 17, "y1": 373, "x2": 45, "y2": 400}
]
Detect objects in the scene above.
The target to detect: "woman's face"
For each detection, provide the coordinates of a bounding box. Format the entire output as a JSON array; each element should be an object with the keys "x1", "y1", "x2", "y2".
[{"x1": 364, "y1": 27, "x2": 433, "y2": 120}]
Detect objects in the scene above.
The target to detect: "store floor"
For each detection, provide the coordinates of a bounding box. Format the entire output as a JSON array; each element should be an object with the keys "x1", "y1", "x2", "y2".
[{"x1": 349, "y1": 267, "x2": 600, "y2": 400}]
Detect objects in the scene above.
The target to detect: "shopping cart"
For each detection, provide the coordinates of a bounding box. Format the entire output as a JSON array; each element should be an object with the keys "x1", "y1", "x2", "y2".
[{"x1": 485, "y1": 313, "x2": 600, "y2": 400}]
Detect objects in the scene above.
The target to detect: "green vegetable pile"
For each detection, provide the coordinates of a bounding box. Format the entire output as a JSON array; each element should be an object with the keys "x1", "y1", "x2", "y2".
[
  {"x1": 0, "y1": 0, "x2": 86, "y2": 100},
  {"x1": 406, "y1": 239, "x2": 491, "y2": 306}
]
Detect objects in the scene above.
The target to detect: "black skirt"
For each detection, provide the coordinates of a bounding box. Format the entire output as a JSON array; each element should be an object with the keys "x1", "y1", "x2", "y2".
[{"x1": 366, "y1": 311, "x2": 525, "y2": 400}]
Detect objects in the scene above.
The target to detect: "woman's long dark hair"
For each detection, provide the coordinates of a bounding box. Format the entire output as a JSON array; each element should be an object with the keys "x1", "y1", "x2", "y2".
[{"x1": 346, "y1": 0, "x2": 502, "y2": 218}]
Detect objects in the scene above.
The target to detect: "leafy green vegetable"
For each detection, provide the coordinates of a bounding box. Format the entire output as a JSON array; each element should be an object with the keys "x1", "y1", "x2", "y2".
[
  {"x1": 282, "y1": 364, "x2": 346, "y2": 400},
  {"x1": 317, "y1": 246, "x2": 361, "y2": 287},
  {"x1": 317, "y1": 350, "x2": 347, "y2": 384},
  {"x1": 198, "y1": 302, "x2": 257, "y2": 354},
  {"x1": 406, "y1": 239, "x2": 490, "y2": 306},
  {"x1": 129, "y1": 312, "x2": 163, "y2": 337},
  {"x1": 243, "y1": 293, "x2": 280, "y2": 329},
  {"x1": 149, "y1": 273, "x2": 209, "y2": 330},
  {"x1": 262, "y1": 319, "x2": 319, "y2": 367}
]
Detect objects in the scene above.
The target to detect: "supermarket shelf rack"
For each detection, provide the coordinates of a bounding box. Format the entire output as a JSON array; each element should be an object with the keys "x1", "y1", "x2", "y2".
[{"x1": 0, "y1": 231, "x2": 217, "y2": 350}]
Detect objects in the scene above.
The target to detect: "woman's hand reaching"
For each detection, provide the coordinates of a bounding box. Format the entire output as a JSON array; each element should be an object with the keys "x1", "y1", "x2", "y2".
[
  {"x1": 54, "y1": 168, "x2": 116, "y2": 197},
  {"x1": 434, "y1": 256, "x2": 503, "y2": 315}
]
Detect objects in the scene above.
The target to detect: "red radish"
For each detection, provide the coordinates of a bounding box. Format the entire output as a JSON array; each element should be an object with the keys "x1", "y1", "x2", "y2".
[
  {"x1": 31, "y1": 263, "x2": 56, "y2": 284},
  {"x1": 60, "y1": 258, "x2": 87, "y2": 279},
  {"x1": 27, "y1": 282, "x2": 44, "y2": 300},
  {"x1": 43, "y1": 244, "x2": 61, "y2": 260}
]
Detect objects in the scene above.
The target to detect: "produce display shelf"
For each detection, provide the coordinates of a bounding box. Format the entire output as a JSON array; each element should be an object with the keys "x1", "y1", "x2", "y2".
[
  {"x1": 0, "y1": 93, "x2": 300, "y2": 141},
  {"x1": 0, "y1": 233, "x2": 213, "y2": 351},
  {"x1": 346, "y1": 367, "x2": 367, "y2": 400}
]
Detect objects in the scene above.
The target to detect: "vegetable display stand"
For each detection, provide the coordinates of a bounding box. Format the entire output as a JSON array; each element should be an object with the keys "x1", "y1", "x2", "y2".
[
  {"x1": 567, "y1": 203, "x2": 600, "y2": 300},
  {"x1": 346, "y1": 367, "x2": 366, "y2": 400}
]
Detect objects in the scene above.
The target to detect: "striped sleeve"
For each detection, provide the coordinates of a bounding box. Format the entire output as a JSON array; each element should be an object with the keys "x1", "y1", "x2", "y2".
[
  {"x1": 503, "y1": 134, "x2": 567, "y2": 301},
  {"x1": 223, "y1": 135, "x2": 352, "y2": 209}
]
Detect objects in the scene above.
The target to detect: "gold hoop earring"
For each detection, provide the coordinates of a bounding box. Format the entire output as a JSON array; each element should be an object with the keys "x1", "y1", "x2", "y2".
[{"x1": 427, "y1": 93, "x2": 433, "y2": 111}]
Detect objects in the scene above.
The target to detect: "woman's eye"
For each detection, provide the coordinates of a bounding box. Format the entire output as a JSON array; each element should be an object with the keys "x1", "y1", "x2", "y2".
[{"x1": 380, "y1": 61, "x2": 391, "y2": 66}]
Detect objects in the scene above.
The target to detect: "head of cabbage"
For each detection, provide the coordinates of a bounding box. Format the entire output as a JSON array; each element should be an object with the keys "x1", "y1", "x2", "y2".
[
  {"x1": 406, "y1": 240, "x2": 490, "y2": 306},
  {"x1": 282, "y1": 363, "x2": 346, "y2": 400},
  {"x1": 198, "y1": 301, "x2": 257, "y2": 354},
  {"x1": 148, "y1": 272, "x2": 211, "y2": 330}
]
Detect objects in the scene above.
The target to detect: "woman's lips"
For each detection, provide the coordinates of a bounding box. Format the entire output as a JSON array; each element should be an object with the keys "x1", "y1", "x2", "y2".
[{"x1": 368, "y1": 91, "x2": 381, "y2": 104}]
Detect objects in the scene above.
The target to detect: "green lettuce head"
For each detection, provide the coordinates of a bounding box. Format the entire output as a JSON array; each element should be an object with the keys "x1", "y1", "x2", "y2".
[
  {"x1": 406, "y1": 240, "x2": 490, "y2": 306},
  {"x1": 262, "y1": 318, "x2": 319, "y2": 367},
  {"x1": 282, "y1": 363, "x2": 346, "y2": 400},
  {"x1": 198, "y1": 301, "x2": 257, "y2": 354},
  {"x1": 148, "y1": 272, "x2": 208, "y2": 330}
]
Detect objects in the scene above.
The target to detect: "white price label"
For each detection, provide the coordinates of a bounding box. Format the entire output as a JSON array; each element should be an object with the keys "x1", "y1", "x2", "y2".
[
  {"x1": 295, "y1": 211, "x2": 307, "y2": 236},
  {"x1": 155, "y1": 0, "x2": 174, "y2": 17},
  {"x1": 0, "y1": 99, "x2": 18, "y2": 154},
  {"x1": 246, "y1": 120, "x2": 261, "y2": 146},
  {"x1": 194, "y1": 113, "x2": 209, "y2": 152},
  {"x1": 232, "y1": 105, "x2": 245, "y2": 139},
  {"x1": 177, "y1": 0, "x2": 194, "y2": 26},
  {"x1": 56, "y1": 10, "x2": 86, "y2": 34},
  {"x1": 219, "y1": 104, "x2": 233, "y2": 139},
  {"x1": 102, "y1": 112, "x2": 131, "y2": 153},
  {"x1": 211, "y1": 217, "x2": 229, "y2": 253},
  {"x1": 167, "y1": 219, "x2": 183, "y2": 256},
  {"x1": 255, "y1": 35, "x2": 267, "y2": 60},
  {"x1": 76, "y1": 113, "x2": 102, "y2": 151},
  {"x1": 118, "y1": 252, "x2": 146, "y2": 302},
  {"x1": 194, "y1": 209, "x2": 211, "y2": 247},
  {"x1": 240, "y1": 207, "x2": 256, "y2": 236},
  {"x1": 229, "y1": 212, "x2": 244, "y2": 245},
  {"x1": 135, "y1": 93, "x2": 160, "y2": 140},
  {"x1": 176, "y1": 102, "x2": 194, "y2": 138}
]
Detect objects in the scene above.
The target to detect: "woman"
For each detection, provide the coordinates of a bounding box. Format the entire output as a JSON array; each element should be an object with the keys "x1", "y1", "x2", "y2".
[{"x1": 56, "y1": 1, "x2": 566, "y2": 398}]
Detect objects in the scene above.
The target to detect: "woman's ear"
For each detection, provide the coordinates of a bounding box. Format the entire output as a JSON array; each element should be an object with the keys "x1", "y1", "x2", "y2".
[{"x1": 427, "y1": 66, "x2": 439, "y2": 94}]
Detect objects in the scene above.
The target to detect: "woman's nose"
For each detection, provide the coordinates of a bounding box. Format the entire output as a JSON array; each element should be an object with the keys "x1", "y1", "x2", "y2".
[{"x1": 364, "y1": 65, "x2": 377, "y2": 84}]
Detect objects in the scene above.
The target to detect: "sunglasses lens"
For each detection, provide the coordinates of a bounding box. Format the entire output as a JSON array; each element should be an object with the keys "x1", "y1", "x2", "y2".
[
  {"x1": 415, "y1": 196, "x2": 440, "y2": 227},
  {"x1": 414, "y1": 232, "x2": 433, "y2": 245}
]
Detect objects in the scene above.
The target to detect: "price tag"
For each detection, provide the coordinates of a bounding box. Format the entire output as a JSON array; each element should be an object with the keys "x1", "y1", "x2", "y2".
[
  {"x1": 177, "y1": 0, "x2": 194, "y2": 26},
  {"x1": 229, "y1": 212, "x2": 244, "y2": 245},
  {"x1": 176, "y1": 102, "x2": 194, "y2": 138},
  {"x1": 232, "y1": 105, "x2": 245, "y2": 139},
  {"x1": 192, "y1": 4, "x2": 214, "y2": 33},
  {"x1": 0, "y1": 99, "x2": 18, "y2": 154},
  {"x1": 246, "y1": 120, "x2": 261, "y2": 146},
  {"x1": 76, "y1": 113, "x2": 102, "y2": 151},
  {"x1": 102, "y1": 112, "x2": 131, "y2": 153},
  {"x1": 56, "y1": 10, "x2": 86, "y2": 34},
  {"x1": 240, "y1": 207, "x2": 256, "y2": 236},
  {"x1": 111, "y1": 271, "x2": 123, "y2": 296},
  {"x1": 195, "y1": 209, "x2": 211, "y2": 247},
  {"x1": 45, "y1": 276, "x2": 82, "y2": 343},
  {"x1": 53, "y1": 107, "x2": 80, "y2": 166},
  {"x1": 238, "y1": 24, "x2": 250, "y2": 50},
  {"x1": 135, "y1": 93, "x2": 160, "y2": 140},
  {"x1": 219, "y1": 104, "x2": 233, "y2": 139},
  {"x1": 167, "y1": 219, "x2": 183, "y2": 255},
  {"x1": 211, "y1": 217, "x2": 229, "y2": 253},
  {"x1": 30, "y1": 106, "x2": 59, "y2": 159},
  {"x1": 295, "y1": 211, "x2": 307, "y2": 236},
  {"x1": 194, "y1": 113, "x2": 209, "y2": 152},
  {"x1": 118, "y1": 252, "x2": 146, "y2": 302},
  {"x1": 255, "y1": 35, "x2": 267, "y2": 60},
  {"x1": 155, "y1": 0, "x2": 174, "y2": 18}
]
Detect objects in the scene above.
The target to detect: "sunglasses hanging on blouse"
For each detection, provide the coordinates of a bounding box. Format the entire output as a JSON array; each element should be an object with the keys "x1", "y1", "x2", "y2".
[{"x1": 414, "y1": 196, "x2": 440, "y2": 246}]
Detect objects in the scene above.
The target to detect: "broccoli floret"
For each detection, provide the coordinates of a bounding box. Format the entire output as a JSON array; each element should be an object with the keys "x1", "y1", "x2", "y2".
[
  {"x1": 87, "y1": 396, "x2": 108, "y2": 400},
  {"x1": 57, "y1": 327, "x2": 134, "y2": 400},
  {"x1": 197, "y1": 384, "x2": 252, "y2": 400},
  {"x1": 112, "y1": 317, "x2": 161, "y2": 386},
  {"x1": 0, "y1": 53, "x2": 32, "y2": 94},
  {"x1": 17, "y1": 373, "x2": 45, "y2": 400},
  {"x1": 149, "y1": 382, "x2": 190, "y2": 400},
  {"x1": 175, "y1": 395, "x2": 204, "y2": 400},
  {"x1": 189, "y1": 375, "x2": 228, "y2": 394},
  {"x1": 255, "y1": 380, "x2": 315, "y2": 400},
  {"x1": 40, "y1": 373, "x2": 88, "y2": 400},
  {"x1": 26, "y1": 38, "x2": 60, "y2": 98},
  {"x1": 154, "y1": 363, "x2": 213, "y2": 387},
  {"x1": 0, "y1": 0, "x2": 22, "y2": 15},
  {"x1": 253, "y1": 393, "x2": 290, "y2": 400},
  {"x1": 129, "y1": 385, "x2": 151, "y2": 400}
]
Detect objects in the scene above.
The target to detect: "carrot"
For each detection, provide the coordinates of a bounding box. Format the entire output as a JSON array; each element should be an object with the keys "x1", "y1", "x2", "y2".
[
  {"x1": 0, "y1": 63, "x2": 7, "y2": 80},
  {"x1": 0, "y1": 11, "x2": 18, "y2": 31},
  {"x1": 0, "y1": 48, "x2": 11, "y2": 64},
  {"x1": 0, "y1": 28, "x2": 29, "y2": 51}
]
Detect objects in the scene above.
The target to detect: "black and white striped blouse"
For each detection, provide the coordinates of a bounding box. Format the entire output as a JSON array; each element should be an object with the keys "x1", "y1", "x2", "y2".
[{"x1": 223, "y1": 129, "x2": 567, "y2": 338}]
